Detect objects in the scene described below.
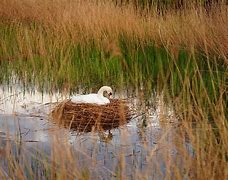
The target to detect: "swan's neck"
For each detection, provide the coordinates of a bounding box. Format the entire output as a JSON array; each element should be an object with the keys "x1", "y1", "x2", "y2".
[{"x1": 97, "y1": 88, "x2": 105, "y2": 97}]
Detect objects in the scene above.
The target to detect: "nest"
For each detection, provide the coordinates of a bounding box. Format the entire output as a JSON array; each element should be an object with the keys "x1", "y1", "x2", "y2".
[{"x1": 51, "y1": 99, "x2": 132, "y2": 132}]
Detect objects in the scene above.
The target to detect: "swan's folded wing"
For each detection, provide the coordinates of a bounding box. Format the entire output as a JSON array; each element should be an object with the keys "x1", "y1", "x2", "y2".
[
  {"x1": 71, "y1": 94, "x2": 98, "y2": 104},
  {"x1": 70, "y1": 94, "x2": 110, "y2": 105},
  {"x1": 71, "y1": 95, "x2": 84, "y2": 103}
]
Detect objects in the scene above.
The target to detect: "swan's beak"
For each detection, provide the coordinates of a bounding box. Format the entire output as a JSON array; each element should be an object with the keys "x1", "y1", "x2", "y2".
[{"x1": 108, "y1": 92, "x2": 112, "y2": 98}]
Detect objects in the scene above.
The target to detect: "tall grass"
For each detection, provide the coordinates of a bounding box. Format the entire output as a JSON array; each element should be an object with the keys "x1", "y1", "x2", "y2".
[
  {"x1": 0, "y1": 0, "x2": 227, "y2": 179},
  {"x1": 0, "y1": 0, "x2": 227, "y2": 61},
  {"x1": 114, "y1": 0, "x2": 227, "y2": 11}
]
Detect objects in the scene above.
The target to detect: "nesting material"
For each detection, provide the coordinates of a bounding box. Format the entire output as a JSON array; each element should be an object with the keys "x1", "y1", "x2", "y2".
[{"x1": 51, "y1": 99, "x2": 132, "y2": 132}]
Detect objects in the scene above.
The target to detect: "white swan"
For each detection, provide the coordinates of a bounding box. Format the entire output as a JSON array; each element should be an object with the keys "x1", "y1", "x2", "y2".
[{"x1": 71, "y1": 86, "x2": 113, "y2": 105}]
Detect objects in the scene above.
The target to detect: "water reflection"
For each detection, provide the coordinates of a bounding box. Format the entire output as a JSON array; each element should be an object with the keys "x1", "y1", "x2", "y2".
[{"x1": 0, "y1": 84, "x2": 193, "y2": 178}]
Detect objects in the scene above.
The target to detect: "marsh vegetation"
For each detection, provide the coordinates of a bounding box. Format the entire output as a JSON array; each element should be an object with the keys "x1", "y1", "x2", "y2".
[{"x1": 0, "y1": 0, "x2": 227, "y2": 179}]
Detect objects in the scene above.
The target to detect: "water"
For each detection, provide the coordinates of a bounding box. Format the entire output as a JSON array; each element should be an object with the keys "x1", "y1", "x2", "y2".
[{"x1": 0, "y1": 82, "x2": 191, "y2": 179}]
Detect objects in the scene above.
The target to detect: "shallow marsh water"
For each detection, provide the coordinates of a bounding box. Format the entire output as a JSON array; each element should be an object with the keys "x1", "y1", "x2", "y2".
[{"x1": 0, "y1": 82, "x2": 193, "y2": 179}]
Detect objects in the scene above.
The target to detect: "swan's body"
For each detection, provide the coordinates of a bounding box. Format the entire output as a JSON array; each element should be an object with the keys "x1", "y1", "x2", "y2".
[
  {"x1": 71, "y1": 86, "x2": 112, "y2": 105},
  {"x1": 71, "y1": 93, "x2": 110, "y2": 105}
]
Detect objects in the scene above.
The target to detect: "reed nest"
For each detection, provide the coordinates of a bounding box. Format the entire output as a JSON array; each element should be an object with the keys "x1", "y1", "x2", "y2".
[{"x1": 51, "y1": 99, "x2": 132, "y2": 132}]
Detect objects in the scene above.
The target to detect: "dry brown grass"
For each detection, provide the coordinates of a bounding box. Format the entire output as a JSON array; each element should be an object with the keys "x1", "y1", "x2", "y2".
[{"x1": 0, "y1": 0, "x2": 227, "y2": 62}]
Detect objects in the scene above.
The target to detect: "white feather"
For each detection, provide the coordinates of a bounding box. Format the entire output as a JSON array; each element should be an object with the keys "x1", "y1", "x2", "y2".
[{"x1": 70, "y1": 86, "x2": 112, "y2": 105}]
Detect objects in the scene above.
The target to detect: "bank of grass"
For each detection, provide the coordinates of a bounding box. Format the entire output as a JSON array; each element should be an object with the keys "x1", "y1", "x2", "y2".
[{"x1": 0, "y1": 0, "x2": 227, "y2": 179}]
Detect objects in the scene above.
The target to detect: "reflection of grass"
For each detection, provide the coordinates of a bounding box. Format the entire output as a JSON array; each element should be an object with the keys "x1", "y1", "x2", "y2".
[{"x1": 0, "y1": 0, "x2": 227, "y2": 179}]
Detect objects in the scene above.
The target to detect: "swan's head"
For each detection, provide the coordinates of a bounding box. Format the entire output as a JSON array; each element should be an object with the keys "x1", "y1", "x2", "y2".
[{"x1": 98, "y1": 86, "x2": 113, "y2": 98}]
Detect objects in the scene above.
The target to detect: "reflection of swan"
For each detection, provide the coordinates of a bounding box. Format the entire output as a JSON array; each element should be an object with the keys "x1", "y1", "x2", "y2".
[{"x1": 71, "y1": 86, "x2": 113, "y2": 105}]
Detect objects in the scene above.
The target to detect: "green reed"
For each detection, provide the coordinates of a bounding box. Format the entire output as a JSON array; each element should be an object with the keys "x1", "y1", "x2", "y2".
[{"x1": 0, "y1": 21, "x2": 227, "y2": 101}]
